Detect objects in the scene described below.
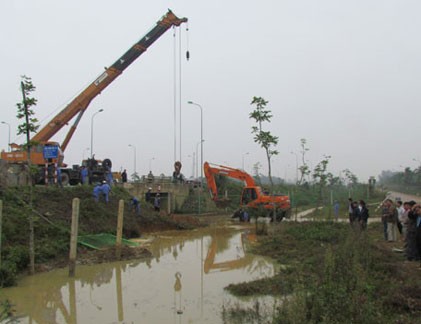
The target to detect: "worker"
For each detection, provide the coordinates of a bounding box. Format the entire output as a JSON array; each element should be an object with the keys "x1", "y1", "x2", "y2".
[
  {"x1": 80, "y1": 166, "x2": 88, "y2": 185},
  {"x1": 131, "y1": 197, "x2": 141, "y2": 216},
  {"x1": 93, "y1": 183, "x2": 102, "y2": 202},
  {"x1": 146, "y1": 188, "x2": 152, "y2": 203},
  {"x1": 242, "y1": 210, "x2": 250, "y2": 222},
  {"x1": 154, "y1": 193, "x2": 161, "y2": 212},
  {"x1": 56, "y1": 167, "x2": 62, "y2": 187},
  {"x1": 100, "y1": 181, "x2": 111, "y2": 203},
  {"x1": 121, "y1": 169, "x2": 127, "y2": 183}
]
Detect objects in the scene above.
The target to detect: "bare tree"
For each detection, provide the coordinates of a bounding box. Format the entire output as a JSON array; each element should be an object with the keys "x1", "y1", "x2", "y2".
[{"x1": 298, "y1": 138, "x2": 310, "y2": 185}]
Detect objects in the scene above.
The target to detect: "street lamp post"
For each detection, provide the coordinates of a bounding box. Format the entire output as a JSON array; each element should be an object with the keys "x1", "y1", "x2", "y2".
[
  {"x1": 242, "y1": 152, "x2": 249, "y2": 170},
  {"x1": 1, "y1": 121, "x2": 11, "y2": 152},
  {"x1": 195, "y1": 140, "x2": 203, "y2": 179},
  {"x1": 82, "y1": 147, "x2": 90, "y2": 160},
  {"x1": 187, "y1": 101, "x2": 203, "y2": 186},
  {"x1": 90, "y1": 109, "x2": 104, "y2": 158},
  {"x1": 188, "y1": 101, "x2": 204, "y2": 215},
  {"x1": 128, "y1": 144, "x2": 136, "y2": 177},
  {"x1": 290, "y1": 151, "x2": 298, "y2": 184}
]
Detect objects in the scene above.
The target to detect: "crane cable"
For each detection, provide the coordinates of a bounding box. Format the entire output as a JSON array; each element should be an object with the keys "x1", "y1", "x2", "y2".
[
  {"x1": 173, "y1": 26, "x2": 177, "y2": 162},
  {"x1": 186, "y1": 22, "x2": 190, "y2": 61},
  {"x1": 173, "y1": 24, "x2": 190, "y2": 163}
]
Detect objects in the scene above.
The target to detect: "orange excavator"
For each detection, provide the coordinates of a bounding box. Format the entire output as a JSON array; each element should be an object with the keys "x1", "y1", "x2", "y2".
[
  {"x1": 1, "y1": 10, "x2": 187, "y2": 184},
  {"x1": 204, "y1": 162, "x2": 291, "y2": 221}
]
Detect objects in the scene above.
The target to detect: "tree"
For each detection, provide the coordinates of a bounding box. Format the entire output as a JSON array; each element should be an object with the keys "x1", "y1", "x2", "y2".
[
  {"x1": 131, "y1": 172, "x2": 141, "y2": 182},
  {"x1": 252, "y1": 162, "x2": 262, "y2": 186},
  {"x1": 343, "y1": 169, "x2": 358, "y2": 187},
  {"x1": 16, "y1": 75, "x2": 39, "y2": 275},
  {"x1": 313, "y1": 155, "x2": 332, "y2": 201},
  {"x1": 298, "y1": 138, "x2": 310, "y2": 185},
  {"x1": 249, "y1": 96, "x2": 278, "y2": 190},
  {"x1": 17, "y1": 76, "x2": 39, "y2": 148}
]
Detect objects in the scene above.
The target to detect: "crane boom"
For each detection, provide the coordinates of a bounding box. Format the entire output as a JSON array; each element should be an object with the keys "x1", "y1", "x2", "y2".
[{"x1": 32, "y1": 9, "x2": 187, "y2": 145}]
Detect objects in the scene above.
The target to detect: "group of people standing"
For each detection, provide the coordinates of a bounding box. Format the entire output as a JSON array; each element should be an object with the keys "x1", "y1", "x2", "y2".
[
  {"x1": 347, "y1": 197, "x2": 421, "y2": 264},
  {"x1": 348, "y1": 198, "x2": 370, "y2": 230},
  {"x1": 381, "y1": 199, "x2": 421, "y2": 262}
]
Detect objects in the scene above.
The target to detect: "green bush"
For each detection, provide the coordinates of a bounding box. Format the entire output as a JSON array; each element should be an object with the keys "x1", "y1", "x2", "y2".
[
  {"x1": 3, "y1": 246, "x2": 29, "y2": 271},
  {"x1": 0, "y1": 262, "x2": 18, "y2": 287}
]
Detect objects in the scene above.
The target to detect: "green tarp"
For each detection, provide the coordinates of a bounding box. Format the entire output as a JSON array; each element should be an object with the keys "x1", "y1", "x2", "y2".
[{"x1": 78, "y1": 233, "x2": 139, "y2": 250}]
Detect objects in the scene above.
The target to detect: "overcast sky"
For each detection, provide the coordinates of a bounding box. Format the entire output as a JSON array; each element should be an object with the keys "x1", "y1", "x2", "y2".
[{"x1": 1, "y1": 0, "x2": 420, "y2": 182}]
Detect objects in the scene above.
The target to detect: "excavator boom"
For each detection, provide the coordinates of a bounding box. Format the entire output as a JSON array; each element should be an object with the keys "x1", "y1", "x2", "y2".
[
  {"x1": 204, "y1": 161, "x2": 256, "y2": 201},
  {"x1": 204, "y1": 161, "x2": 291, "y2": 220}
]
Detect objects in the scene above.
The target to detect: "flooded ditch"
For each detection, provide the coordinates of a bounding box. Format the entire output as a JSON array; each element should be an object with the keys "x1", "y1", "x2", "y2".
[{"x1": 1, "y1": 220, "x2": 278, "y2": 323}]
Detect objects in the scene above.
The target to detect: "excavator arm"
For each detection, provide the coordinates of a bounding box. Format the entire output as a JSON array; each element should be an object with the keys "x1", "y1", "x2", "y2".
[
  {"x1": 203, "y1": 161, "x2": 256, "y2": 201},
  {"x1": 32, "y1": 10, "x2": 187, "y2": 147},
  {"x1": 204, "y1": 161, "x2": 291, "y2": 219}
]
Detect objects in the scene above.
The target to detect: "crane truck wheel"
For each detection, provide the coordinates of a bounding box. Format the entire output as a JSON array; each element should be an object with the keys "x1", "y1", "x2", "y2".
[
  {"x1": 103, "y1": 158, "x2": 112, "y2": 169},
  {"x1": 61, "y1": 172, "x2": 70, "y2": 186}
]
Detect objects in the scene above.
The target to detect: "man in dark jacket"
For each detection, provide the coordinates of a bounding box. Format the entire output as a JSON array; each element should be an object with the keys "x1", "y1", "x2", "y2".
[
  {"x1": 407, "y1": 201, "x2": 421, "y2": 261},
  {"x1": 358, "y1": 200, "x2": 369, "y2": 230},
  {"x1": 121, "y1": 169, "x2": 127, "y2": 183}
]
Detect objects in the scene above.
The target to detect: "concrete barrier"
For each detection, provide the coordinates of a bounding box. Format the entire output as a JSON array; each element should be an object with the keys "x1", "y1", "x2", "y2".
[
  {"x1": 0, "y1": 160, "x2": 30, "y2": 187},
  {"x1": 119, "y1": 181, "x2": 190, "y2": 213}
]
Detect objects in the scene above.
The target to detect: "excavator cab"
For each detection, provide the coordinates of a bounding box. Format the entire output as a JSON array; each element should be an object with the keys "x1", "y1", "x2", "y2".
[{"x1": 241, "y1": 187, "x2": 258, "y2": 205}]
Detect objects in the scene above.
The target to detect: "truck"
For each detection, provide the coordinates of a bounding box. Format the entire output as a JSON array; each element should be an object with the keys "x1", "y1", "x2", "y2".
[
  {"x1": 1, "y1": 10, "x2": 188, "y2": 185},
  {"x1": 204, "y1": 161, "x2": 291, "y2": 221}
]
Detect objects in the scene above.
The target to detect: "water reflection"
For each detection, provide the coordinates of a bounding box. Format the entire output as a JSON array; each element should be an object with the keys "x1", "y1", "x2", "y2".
[{"x1": 1, "y1": 224, "x2": 276, "y2": 324}]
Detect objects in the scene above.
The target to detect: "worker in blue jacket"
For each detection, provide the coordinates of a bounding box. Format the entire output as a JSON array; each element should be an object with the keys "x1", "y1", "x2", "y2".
[
  {"x1": 93, "y1": 183, "x2": 102, "y2": 202},
  {"x1": 100, "y1": 181, "x2": 111, "y2": 203},
  {"x1": 131, "y1": 197, "x2": 141, "y2": 216}
]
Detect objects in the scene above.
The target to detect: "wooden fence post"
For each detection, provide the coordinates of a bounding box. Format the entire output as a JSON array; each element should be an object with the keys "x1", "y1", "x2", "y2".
[
  {"x1": 0, "y1": 200, "x2": 2, "y2": 270},
  {"x1": 69, "y1": 198, "x2": 80, "y2": 277},
  {"x1": 116, "y1": 199, "x2": 124, "y2": 260},
  {"x1": 167, "y1": 192, "x2": 171, "y2": 214}
]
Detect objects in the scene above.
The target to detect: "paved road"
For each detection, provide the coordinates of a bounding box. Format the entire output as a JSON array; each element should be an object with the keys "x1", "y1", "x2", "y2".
[
  {"x1": 288, "y1": 191, "x2": 421, "y2": 224},
  {"x1": 386, "y1": 191, "x2": 421, "y2": 203}
]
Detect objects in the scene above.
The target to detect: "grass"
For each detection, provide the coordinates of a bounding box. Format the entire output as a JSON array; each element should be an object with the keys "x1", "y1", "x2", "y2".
[{"x1": 224, "y1": 221, "x2": 421, "y2": 323}]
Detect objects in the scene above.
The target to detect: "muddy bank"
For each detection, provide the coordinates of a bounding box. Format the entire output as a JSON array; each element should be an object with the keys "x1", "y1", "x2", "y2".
[
  {"x1": 35, "y1": 214, "x2": 214, "y2": 273},
  {"x1": 0, "y1": 185, "x2": 212, "y2": 286}
]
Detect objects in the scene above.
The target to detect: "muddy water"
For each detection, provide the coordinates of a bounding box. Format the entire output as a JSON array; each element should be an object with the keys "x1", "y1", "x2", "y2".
[{"x1": 1, "y1": 222, "x2": 277, "y2": 323}]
